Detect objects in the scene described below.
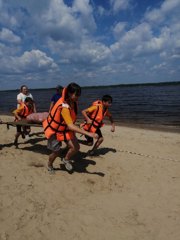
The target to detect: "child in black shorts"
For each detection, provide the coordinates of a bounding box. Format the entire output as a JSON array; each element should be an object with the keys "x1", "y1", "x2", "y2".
[
  {"x1": 81, "y1": 95, "x2": 115, "y2": 156},
  {"x1": 12, "y1": 97, "x2": 34, "y2": 146}
]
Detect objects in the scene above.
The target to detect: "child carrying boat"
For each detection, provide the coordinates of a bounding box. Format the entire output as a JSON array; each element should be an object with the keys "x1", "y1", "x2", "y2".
[
  {"x1": 80, "y1": 95, "x2": 115, "y2": 156},
  {"x1": 43, "y1": 82, "x2": 98, "y2": 173},
  {"x1": 12, "y1": 97, "x2": 34, "y2": 146}
]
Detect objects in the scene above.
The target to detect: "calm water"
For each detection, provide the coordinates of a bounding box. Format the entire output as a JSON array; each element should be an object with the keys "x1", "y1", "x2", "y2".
[{"x1": 0, "y1": 84, "x2": 180, "y2": 130}]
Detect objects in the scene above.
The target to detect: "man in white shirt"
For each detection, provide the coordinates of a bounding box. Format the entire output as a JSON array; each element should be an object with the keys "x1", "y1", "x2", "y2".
[{"x1": 17, "y1": 85, "x2": 36, "y2": 112}]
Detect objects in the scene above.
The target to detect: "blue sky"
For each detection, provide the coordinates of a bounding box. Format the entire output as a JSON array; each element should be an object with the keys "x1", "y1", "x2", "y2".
[{"x1": 0, "y1": 0, "x2": 180, "y2": 90}]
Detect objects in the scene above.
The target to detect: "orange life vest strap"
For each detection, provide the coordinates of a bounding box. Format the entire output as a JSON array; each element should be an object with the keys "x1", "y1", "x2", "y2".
[
  {"x1": 44, "y1": 103, "x2": 70, "y2": 134},
  {"x1": 86, "y1": 106, "x2": 101, "y2": 131}
]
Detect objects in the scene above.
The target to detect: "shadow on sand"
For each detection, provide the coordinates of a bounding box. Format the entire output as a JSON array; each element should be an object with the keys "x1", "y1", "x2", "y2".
[
  {"x1": 53, "y1": 147, "x2": 116, "y2": 176},
  {"x1": 20, "y1": 143, "x2": 51, "y2": 155},
  {"x1": 0, "y1": 142, "x2": 15, "y2": 148},
  {"x1": 27, "y1": 149, "x2": 105, "y2": 176},
  {"x1": 56, "y1": 151, "x2": 105, "y2": 177},
  {"x1": 0, "y1": 131, "x2": 45, "y2": 150},
  {"x1": 88, "y1": 147, "x2": 117, "y2": 156},
  {"x1": 29, "y1": 131, "x2": 44, "y2": 137},
  {"x1": 3, "y1": 138, "x2": 116, "y2": 176}
]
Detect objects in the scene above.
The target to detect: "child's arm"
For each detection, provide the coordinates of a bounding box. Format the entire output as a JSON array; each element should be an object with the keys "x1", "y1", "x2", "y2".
[
  {"x1": 61, "y1": 107, "x2": 98, "y2": 139},
  {"x1": 68, "y1": 123, "x2": 98, "y2": 139},
  {"x1": 81, "y1": 108, "x2": 92, "y2": 124},
  {"x1": 82, "y1": 106, "x2": 97, "y2": 124},
  {"x1": 33, "y1": 102, "x2": 37, "y2": 113},
  {"x1": 108, "y1": 115, "x2": 115, "y2": 132},
  {"x1": 12, "y1": 109, "x2": 21, "y2": 121},
  {"x1": 12, "y1": 104, "x2": 25, "y2": 121},
  {"x1": 17, "y1": 99, "x2": 22, "y2": 105}
]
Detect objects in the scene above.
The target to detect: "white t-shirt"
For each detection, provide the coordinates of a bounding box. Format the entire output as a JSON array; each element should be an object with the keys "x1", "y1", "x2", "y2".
[{"x1": 17, "y1": 92, "x2": 33, "y2": 108}]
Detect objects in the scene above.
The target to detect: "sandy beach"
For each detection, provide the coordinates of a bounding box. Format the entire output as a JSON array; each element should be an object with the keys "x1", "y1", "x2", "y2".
[{"x1": 0, "y1": 114, "x2": 180, "y2": 240}]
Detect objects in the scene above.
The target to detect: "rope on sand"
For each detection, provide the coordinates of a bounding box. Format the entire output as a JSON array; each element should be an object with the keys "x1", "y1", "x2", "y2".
[{"x1": 117, "y1": 149, "x2": 179, "y2": 163}]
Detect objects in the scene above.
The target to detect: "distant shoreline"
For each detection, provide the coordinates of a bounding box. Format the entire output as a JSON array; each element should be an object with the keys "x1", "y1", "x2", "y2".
[
  {"x1": 94, "y1": 120, "x2": 180, "y2": 134},
  {"x1": 0, "y1": 81, "x2": 180, "y2": 92},
  {"x1": 114, "y1": 122, "x2": 180, "y2": 134}
]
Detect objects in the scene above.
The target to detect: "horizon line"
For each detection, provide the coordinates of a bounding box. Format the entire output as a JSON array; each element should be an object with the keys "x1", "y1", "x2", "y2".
[{"x1": 1, "y1": 80, "x2": 180, "y2": 92}]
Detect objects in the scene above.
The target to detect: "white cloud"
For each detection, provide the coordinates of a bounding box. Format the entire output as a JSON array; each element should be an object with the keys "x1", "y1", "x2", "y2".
[
  {"x1": 0, "y1": 28, "x2": 21, "y2": 43},
  {"x1": 0, "y1": 0, "x2": 18, "y2": 28},
  {"x1": 49, "y1": 37, "x2": 111, "y2": 66},
  {"x1": 73, "y1": 0, "x2": 92, "y2": 15},
  {"x1": 170, "y1": 54, "x2": 180, "y2": 60},
  {"x1": 97, "y1": 6, "x2": 106, "y2": 16},
  {"x1": 0, "y1": 50, "x2": 57, "y2": 74},
  {"x1": 110, "y1": 0, "x2": 131, "y2": 13},
  {"x1": 0, "y1": 0, "x2": 50, "y2": 14},
  {"x1": 152, "y1": 62, "x2": 167, "y2": 71},
  {"x1": 0, "y1": 42, "x2": 21, "y2": 57},
  {"x1": 20, "y1": 50, "x2": 57, "y2": 70},
  {"x1": 0, "y1": 0, "x2": 179, "y2": 89},
  {"x1": 75, "y1": 39, "x2": 111, "y2": 64},
  {"x1": 72, "y1": 0, "x2": 96, "y2": 32},
  {"x1": 111, "y1": 22, "x2": 153, "y2": 56},
  {"x1": 36, "y1": 0, "x2": 96, "y2": 44},
  {"x1": 111, "y1": 10, "x2": 180, "y2": 64},
  {"x1": 40, "y1": 1, "x2": 81, "y2": 46},
  {"x1": 113, "y1": 22, "x2": 127, "y2": 39},
  {"x1": 145, "y1": 0, "x2": 180, "y2": 23},
  {"x1": 162, "y1": 0, "x2": 180, "y2": 12}
]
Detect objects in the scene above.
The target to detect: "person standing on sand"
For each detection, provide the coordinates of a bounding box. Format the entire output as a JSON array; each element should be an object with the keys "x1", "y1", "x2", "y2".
[
  {"x1": 80, "y1": 95, "x2": 115, "y2": 156},
  {"x1": 49, "y1": 85, "x2": 63, "y2": 112},
  {"x1": 43, "y1": 82, "x2": 98, "y2": 173},
  {"x1": 17, "y1": 85, "x2": 37, "y2": 112},
  {"x1": 13, "y1": 97, "x2": 34, "y2": 146}
]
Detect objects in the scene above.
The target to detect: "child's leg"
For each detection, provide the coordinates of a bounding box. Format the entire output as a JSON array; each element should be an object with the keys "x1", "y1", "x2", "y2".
[
  {"x1": 26, "y1": 126, "x2": 31, "y2": 134},
  {"x1": 89, "y1": 128, "x2": 103, "y2": 153},
  {"x1": 60, "y1": 137, "x2": 80, "y2": 171},
  {"x1": 47, "y1": 134, "x2": 62, "y2": 169},
  {"x1": 48, "y1": 151, "x2": 59, "y2": 168},
  {"x1": 78, "y1": 135, "x2": 93, "y2": 146},
  {"x1": 91, "y1": 136, "x2": 104, "y2": 151},
  {"x1": 23, "y1": 126, "x2": 31, "y2": 138},
  {"x1": 14, "y1": 132, "x2": 21, "y2": 146},
  {"x1": 65, "y1": 137, "x2": 80, "y2": 161},
  {"x1": 14, "y1": 126, "x2": 21, "y2": 145}
]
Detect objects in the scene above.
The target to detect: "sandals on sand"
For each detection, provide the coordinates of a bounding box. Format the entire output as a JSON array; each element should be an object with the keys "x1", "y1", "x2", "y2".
[
  {"x1": 47, "y1": 166, "x2": 55, "y2": 174},
  {"x1": 48, "y1": 159, "x2": 73, "y2": 174},
  {"x1": 61, "y1": 158, "x2": 73, "y2": 171}
]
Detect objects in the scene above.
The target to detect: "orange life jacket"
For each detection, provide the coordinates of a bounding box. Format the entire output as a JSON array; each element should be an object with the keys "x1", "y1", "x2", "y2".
[
  {"x1": 16, "y1": 102, "x2": 33, "y2": 120},
  {"x1": 83, "y1": 100, "x2": 108, "y2": 133},
  {"x1": 43, "y1": 88, "x2": 77, "y2": 141}
]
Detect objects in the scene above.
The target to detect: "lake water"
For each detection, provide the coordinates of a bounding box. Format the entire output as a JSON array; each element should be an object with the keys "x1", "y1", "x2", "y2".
[{"x1": 0, "y1": 83, "x2": 180, "y2": 131}]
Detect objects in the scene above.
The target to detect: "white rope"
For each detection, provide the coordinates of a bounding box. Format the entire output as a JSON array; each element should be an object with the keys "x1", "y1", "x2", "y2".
[{"x1": 117, "y1": 149, "x2": 179, "y2": 163}]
